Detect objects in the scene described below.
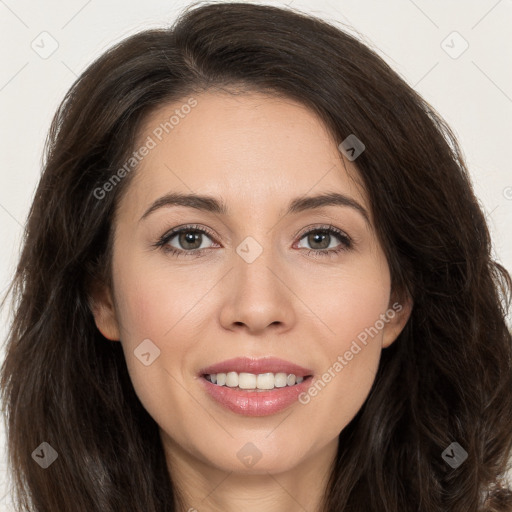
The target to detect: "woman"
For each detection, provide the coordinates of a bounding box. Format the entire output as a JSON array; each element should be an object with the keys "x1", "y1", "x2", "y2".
[{"x1": 1, "y1": 2, "x2": 511, "y2": 511}]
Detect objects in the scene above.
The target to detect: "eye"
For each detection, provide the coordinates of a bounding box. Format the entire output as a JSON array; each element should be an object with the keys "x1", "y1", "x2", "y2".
[
  {"x1": 154, "y1": 224, "x2": 218, "y2": 257},
  {"x1": 295, "y1": 225, "x2": 352, "y2": 257},
  {"x1": 154, "y1": 223, "x2": 352, "y2": 259}
]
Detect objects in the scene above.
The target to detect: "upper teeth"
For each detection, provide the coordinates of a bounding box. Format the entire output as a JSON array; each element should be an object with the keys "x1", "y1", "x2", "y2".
[{"x1": 206, "y1": 372, "x2": 304, "y2": 390}]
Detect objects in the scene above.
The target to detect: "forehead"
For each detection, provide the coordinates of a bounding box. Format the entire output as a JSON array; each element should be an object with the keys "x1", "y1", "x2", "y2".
[{"x1": 120, "y1": 91, "x2": 369, "y2": 221}]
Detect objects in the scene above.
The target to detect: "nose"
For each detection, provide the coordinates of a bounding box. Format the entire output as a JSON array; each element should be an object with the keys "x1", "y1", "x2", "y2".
[{"x1": 219, "y1": 243, "x2": 296, "y2": 335}]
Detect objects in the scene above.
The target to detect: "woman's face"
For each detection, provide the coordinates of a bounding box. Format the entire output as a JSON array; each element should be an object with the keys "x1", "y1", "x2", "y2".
[{"x1": 92, "y1": 91, "x2": 411, "y2": 476}]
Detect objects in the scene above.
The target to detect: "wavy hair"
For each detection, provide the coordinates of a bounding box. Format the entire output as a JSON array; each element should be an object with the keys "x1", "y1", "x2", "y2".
[{"x1": 1, "y1": 2, "x2": 512, "y2": 510}]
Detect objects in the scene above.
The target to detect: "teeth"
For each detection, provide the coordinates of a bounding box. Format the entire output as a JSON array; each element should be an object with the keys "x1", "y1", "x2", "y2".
[
  {"x1": 205, "y1": 372, "x2": 307, "y2": 390},
  {"x1": 274, "y1": 373, "x2": 287, "y2": 388},
  {"x1": 238, "y1": 372, "x2": 256, "y2": 389},
  {"x1": 257, "y1": 372, "x2": 275, "y2": 390},
  {"x1": 225, "y1": 371, "x2": 238, "y2": 387}
]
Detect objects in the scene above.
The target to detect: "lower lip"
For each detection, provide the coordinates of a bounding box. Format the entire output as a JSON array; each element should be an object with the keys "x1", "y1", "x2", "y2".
[{"x1": 199, "y1": 375, "x2": 313, "y2": 416}]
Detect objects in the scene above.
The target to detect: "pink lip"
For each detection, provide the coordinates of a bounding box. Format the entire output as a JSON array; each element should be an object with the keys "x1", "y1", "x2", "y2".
[
  {"x1": 198, "y1": 356, "x2": 313, "y2": 377},
  {"x1": 197, "y1": 357, "x2": 314, "y2": 417},
  {"x1": 199, "y1": 375, "x2": 313, "y2": 416}
]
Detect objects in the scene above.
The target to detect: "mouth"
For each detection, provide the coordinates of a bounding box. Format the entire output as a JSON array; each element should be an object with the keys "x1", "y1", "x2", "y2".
[{"x1": 198, "y1": 357, "x2": 314, "y2": 416}]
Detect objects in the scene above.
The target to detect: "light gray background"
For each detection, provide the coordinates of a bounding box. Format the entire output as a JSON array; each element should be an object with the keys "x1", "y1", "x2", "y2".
[{"x1": 1, "y1": 0, "x2": 511, "y2": 508}]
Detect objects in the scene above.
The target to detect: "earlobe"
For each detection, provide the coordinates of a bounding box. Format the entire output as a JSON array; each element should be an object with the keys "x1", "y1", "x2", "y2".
[
  {"x1": 87, "y1": 281, "x2": 121, "y2": 341},
  {"x1": 381, "y1": 294, "x2": 413, "y2": 349}
]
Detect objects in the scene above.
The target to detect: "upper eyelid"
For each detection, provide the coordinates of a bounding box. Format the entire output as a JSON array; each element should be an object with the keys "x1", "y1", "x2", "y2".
[{"x1": 296, "y1": 224, "x2": 349, "y2": 239}]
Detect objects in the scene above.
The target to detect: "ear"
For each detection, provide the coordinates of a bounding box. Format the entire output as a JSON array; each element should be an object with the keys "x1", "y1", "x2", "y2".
[
  {"x1": 381, "y1": 292, "x2": 413, "y2": 349},
  {"x1": 87, "y1": 279, "x2": 121, "y2": 341}
]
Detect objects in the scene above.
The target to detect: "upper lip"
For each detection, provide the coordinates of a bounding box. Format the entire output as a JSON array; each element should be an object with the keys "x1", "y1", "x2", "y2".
[{"x1": 199, "y1": 357, "x2": 313, "y2": 377}]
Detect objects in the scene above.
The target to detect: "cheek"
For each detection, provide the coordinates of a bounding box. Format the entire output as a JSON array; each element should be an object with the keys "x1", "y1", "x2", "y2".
[
  {"x1": 299, "y1": 319, "x2": 384, "y2": 439},
  {"x1": 298, "y1": 256, "x2": 390, "y2": 427},
  {"x1": 308, "y1": 252, "x2": 391, "y2": 346},
  {"x1": 112, "y1": 249, "x2": 210, "y2": 344},
  {"x1": 110, "y1": 254, "x2": 217, "y2": 422},
  {"x1": 112, "y1": 271, "x2": 197, "y2": 437}
]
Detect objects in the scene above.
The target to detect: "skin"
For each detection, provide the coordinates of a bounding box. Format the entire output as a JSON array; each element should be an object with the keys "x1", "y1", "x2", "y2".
[{"x1": 91, "y1": 90, "x2": 412, "y2": 512}]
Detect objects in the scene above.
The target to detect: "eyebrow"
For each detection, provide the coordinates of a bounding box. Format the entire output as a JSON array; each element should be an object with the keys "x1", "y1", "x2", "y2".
[{"x1": 139, "y1": 191, "x2": 370, "y2": 226}]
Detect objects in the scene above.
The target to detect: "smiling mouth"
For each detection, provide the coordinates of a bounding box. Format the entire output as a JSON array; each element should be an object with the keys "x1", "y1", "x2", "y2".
[{"x1": 203, "y1": 371, "x2": 313, "y2": 391}]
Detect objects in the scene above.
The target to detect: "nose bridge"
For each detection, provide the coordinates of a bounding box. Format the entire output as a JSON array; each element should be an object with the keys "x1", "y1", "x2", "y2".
[
  {"x1": 234, "y1": 233, "x2": 280, "y2": 297},
  {"x1": 220, "y1": 232, "x2": 295, "y2": 333}
]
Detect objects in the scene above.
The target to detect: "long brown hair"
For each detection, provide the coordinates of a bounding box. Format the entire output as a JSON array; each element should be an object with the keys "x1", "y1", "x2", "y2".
[{"x1": 2, "y1": 2, "x2": 511, "y2": 510}]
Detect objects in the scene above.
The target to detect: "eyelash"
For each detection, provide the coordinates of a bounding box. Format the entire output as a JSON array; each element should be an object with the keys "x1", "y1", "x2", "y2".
[{"x1": 153, "y1": 224, "x2": 352, "y2": 259}]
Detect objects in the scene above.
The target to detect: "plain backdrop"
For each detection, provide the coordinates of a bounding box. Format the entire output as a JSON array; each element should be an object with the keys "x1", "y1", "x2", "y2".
[{"x1": 1, "y1": 0, "x2": 511, "y2": 508}]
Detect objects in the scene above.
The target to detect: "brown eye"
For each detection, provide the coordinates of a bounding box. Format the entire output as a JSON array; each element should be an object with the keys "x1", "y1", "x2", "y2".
[
  {"x1": 175, "y1": 230, "x2": 206, "y2": 250},
  {"x1": 155, "y1": 224, "x2": 218, "y2": 257},
  {"x1": 296, "y1": 227, "x2": 351, "y2": 256},
  {"x1": 165, "y1": 229, "x2": 215, "y2": 252},
  {"x1": 304, "y1": 231, "x2": 331, "y2": 250}
]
